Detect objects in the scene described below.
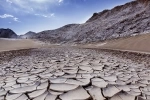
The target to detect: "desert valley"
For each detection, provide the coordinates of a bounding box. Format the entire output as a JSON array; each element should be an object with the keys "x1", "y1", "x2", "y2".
[{"x1": 0, "y1": 0, "x2": 150, "y2": 100}]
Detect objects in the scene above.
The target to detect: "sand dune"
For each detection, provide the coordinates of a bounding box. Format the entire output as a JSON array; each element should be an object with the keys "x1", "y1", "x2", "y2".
[{"x1": 0, "y1": 38, "x2": 42, "y2": 52}]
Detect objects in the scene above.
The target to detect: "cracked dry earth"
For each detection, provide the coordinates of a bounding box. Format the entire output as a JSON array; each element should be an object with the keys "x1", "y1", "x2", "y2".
[{"x1": 0, "y1": 47, "x2": 150, "y2": 100}]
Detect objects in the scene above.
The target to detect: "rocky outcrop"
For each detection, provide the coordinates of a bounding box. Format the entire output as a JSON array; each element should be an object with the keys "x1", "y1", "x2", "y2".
[
  {"x1": 32, "y1": 0, "x2": 150, "y2": 43},
  {"x1": 32, "y1": 24, "x2": 79, "y2": 43},
  {"x1": 0, "y1": 28, "x2": 17, "y2": 38}
]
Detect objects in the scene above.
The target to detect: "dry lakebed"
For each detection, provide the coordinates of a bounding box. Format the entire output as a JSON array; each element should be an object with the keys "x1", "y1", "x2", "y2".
[{"x1": 0, "y1": 46, "x2": 150, "y2": 100}]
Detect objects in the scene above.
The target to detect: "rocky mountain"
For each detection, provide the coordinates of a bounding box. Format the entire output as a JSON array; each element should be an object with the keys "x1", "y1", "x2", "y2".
[
  {"x1": 0, "y1": 28, "x2": 17, "y2": 38},
  {"x1": 32, "y1": 0, "x2": 150, "y2": 43},
  {"x1": 20, "y1": 31, "x2": 36, "y2": 39},
  {"x1": 32, "y1": 24, "x2": 79, "y2": 43}
]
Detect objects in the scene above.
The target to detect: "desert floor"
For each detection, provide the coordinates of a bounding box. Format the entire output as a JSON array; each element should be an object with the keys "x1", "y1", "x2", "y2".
[
  {"x1": 0, "y1": 38, "x2": 42, "y2": 52},
  {"x1": 0, "y1": 38, "x2": 150, "y2": 100},
  {"x1": 81, "y1": 33, "x2": 150, "y2": 54}
]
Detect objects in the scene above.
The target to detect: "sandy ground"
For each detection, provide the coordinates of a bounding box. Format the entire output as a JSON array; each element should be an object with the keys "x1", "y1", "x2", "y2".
[
  {"x1": 0, "y1": 38, "x2": 42, "y2": 52},
  {"x1": 1, "y1": 33, "x2": 150, "y2": 54},
  {"x1": 81, "y1": 33, "x2": 150, "y2": 54}
]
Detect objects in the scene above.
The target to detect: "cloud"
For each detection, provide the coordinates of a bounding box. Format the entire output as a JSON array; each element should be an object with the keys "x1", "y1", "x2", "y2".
[
  {"x1": 0, "y1": 14, "x2": 14, "y2": 18},
  {"x1": 0, "y1": 14, "x2": 20, "y2": 22},
  {"x1": 58, "y1": 0, "x2": 63, "y2": 3},
  {"x1": 50, "y1": 13, "x2": 55, "y2": 17},
  {"x1": 13, "y1": 17, "x2": 19, "y2": 22},
  {"x1": 0, "y1": 0, "x2": 63, "y2": 21},
  {"x1": 34, "y1": 13, "x2": 55, "y2": 18},
  {"x1": 3, "y1": 0, "x2": 64, "y2": 14},
  {"x1": 6, "y1": 0, "x2": 12, "y2": 3}
]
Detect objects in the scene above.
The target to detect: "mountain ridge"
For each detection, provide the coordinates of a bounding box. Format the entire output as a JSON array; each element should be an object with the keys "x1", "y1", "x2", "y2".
[{"x1": 30, "y1": 0, "x2": 150, "y2": 43}]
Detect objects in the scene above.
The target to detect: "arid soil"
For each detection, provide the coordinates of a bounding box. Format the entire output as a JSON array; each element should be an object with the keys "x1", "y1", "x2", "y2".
[
  {"x1": 81, "y1": 33, "x2": 150, "y2": 54},
  {"x1": 0, "y1": 46, "x2": 149, "y2": 100},
  {"x1": 0, "y1": 38, "x2": 42, "y2": 52}
]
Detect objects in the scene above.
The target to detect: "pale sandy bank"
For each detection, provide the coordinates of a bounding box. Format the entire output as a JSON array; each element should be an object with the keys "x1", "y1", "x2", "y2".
[
  {"x1": 81, "y1": 33, "x2": 150, "y2": 54},
  {"x1": 0, "y1": 38, "x2": 42, "y2": 52}
]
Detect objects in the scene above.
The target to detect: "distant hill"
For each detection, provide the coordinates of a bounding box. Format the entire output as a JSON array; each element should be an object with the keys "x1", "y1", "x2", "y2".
[
  {"x1": 30, "y1": 0, "x2": 150, "y2": 43},
  {"x1": 0, "y1": 28, "x2": 17, "y2": 38},
  {"x1": 20, "y1": 31, "x2": 36, "y2": 39},
  {"x1": 32, "y1": 24, "x2": 79, "y2": 43}
]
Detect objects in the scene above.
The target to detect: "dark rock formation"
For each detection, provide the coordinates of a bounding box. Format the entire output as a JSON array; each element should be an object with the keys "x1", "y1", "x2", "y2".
[{"x1": 0, "y1": 28, "x2": 17, "y2": 38}]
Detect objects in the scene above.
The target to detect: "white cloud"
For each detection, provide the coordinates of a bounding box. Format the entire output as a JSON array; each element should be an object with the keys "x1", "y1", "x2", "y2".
[
  {"x1": 0, "y1": 0, "x2": 63, "y2": 20},
  {"x1": 50, "y1": 13, "x2": 55, "y2": 17},
  {"x1": 0, "y1": 14, "x2": 14, "y2": 18},
  {"x1": 35, "y1": 13, "x2": 55, "y2": 18},
  {"x1": 42, "y1": 15, "x2": 48, "y2": 17},
  {"x1": 13, "y1": 17, "x2": 19, "y2": 22},
  {"x1": 58, "y1": 0, "x2": 63, "y2": 3},
  {"x1": 3, "y1": 0, "x2": 64, "y2": 14},
  {"x1": 6, "y1": 0, "x2": 52, "y2": 4},
  {"x1": 6, "y1": 0, "x2": 12, "y2": 3},
  {"x1": 0, "y1": 14, "x2": 20, "y2": 22}
]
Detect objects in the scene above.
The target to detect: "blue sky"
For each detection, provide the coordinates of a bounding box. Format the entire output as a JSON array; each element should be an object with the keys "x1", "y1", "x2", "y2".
[{"x1": 0, "y1": 0, "x2": 132, "y2": 35}]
